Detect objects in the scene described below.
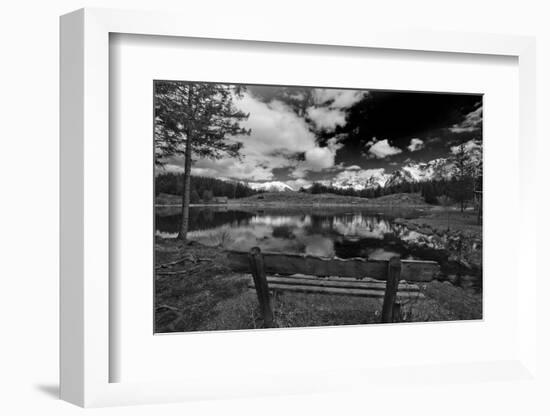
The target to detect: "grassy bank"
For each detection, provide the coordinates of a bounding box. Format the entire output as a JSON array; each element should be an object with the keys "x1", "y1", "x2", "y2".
[
  {"x1": 156, "y1": 191, "x2": 432, "y2": 207},
  {"x1": 394, "y1": 209, "x2": 482, "y2": 291},
  {"x1": 396, "y1": 208, "x2": 481, "y2": 236},
  {"x1": 155, "y1": 237, "x2": 482, "y2": 333}
]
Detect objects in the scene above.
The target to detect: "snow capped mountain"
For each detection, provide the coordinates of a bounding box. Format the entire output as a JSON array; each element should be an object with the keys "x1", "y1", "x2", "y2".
[
  {"x1": 326, "y1": 157, "x2": 458, "y2": 191},
  {"x1": 246, "y1": 139, "x2": 480, "y2": 193},
  {"x1": 326, "y1": 140, "x2": 480, "y2": 191},
  {"x1": 248, "y1": 181, "x2": 295, "y2": 192},
  {"x1": 386, "y1": 158, "x2": 457, "y2": 187},
  {"x1": 372, "y1": 158, "x2": 459, "y2": 189},
  {"x1": 384, "y1": 169, "x2": 415, "y2": 188},
  {"x1": 326, "y1": 168, "x2": 389, "y2": 190}
]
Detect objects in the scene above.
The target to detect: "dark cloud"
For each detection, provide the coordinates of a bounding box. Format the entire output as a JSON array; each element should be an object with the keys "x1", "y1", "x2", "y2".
[{"x1": 164, "y1": 83, "x2": 482, "y2": 186}]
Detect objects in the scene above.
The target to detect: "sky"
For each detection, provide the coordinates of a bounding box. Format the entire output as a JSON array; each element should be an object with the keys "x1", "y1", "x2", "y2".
[{"x1": 160, "y1": 84, "x2": 482, "y2": 189}]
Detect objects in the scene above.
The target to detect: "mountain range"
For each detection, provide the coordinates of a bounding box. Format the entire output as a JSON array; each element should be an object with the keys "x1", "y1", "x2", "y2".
[
  {"x1": 248, "y1": 181, "x2": 295, "y2": 192},
  {"x1": 247, "y1": 140, "x2": 481, "y2": 192},
  {"x1": 247, "y1": 160, "x2": 456, "y2": 192}
]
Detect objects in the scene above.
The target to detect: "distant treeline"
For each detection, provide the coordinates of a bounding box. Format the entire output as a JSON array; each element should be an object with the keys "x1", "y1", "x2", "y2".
[
  {"x1": 302, "y1": 177, "x2": 481, "y2": 205},
  {"x1": 155, "y1": 173, "x2": 260, "y2": 202},
  {"x1": 157, "y1": 172, "x2": 481, "y2": 206}
]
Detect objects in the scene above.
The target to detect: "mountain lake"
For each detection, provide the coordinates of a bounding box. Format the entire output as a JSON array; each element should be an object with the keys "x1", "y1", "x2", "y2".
[{"x1": 156, "y1": 205, "x2": 481, "y2": 290}]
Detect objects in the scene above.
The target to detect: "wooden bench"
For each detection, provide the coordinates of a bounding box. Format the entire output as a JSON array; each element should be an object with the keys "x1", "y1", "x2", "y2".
[{"x1": 226, "y1": 247, "x2": 441, "y2": 327}]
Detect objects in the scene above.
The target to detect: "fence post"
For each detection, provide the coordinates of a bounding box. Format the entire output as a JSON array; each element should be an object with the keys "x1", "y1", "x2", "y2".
[
  {"x1": 248, "y1": 247, "x2": 274, "y2": 328},
  {"x1": 381, "y1": 256, "x2": 401, "y2": 323}
]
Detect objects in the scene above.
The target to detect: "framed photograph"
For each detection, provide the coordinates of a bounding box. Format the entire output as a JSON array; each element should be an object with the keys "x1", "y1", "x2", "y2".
[
  {"x1": 60, "y1": 8, "x2": 537, "y2": 407},
  {"x1": 153, "y1": 81, "x2": 483, "y2": 333}
]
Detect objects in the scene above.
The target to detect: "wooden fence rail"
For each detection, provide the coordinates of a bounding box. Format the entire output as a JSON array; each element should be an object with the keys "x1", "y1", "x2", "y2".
[{"x1": 226, "y1": 248, "x2": 441, "y2": 326}]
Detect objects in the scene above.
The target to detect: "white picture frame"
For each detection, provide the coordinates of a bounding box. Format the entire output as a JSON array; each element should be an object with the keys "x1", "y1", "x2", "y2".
[{"x1": 60, "y1": 7, "x2": 537, "y2": 407}]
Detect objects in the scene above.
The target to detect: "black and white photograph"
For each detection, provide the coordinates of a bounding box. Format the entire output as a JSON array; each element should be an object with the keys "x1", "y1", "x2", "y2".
[
  {"x1": 154, "y1": 81, "x2": 483, "y2": 332},
  {"x1": 3, "y1": 0, "x2": 547, "y2": 412}
]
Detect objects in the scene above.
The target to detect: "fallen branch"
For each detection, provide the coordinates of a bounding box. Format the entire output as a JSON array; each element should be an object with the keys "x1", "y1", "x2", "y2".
[
  {"x1": 156, "y1": 304, "x2": 184, "y2": 331},
  {"x1": 156, "y1": 304, "x2": 179, "y2": 312},
  {"x1": 155, "y1": 256, "x2": 210, "y2": 270},
  {"x1": 155, "y1": 259, "x2": 186, "y2": 270},
  {"x1": 156, "y1": 264, "x2": 205, "y2": 276}
]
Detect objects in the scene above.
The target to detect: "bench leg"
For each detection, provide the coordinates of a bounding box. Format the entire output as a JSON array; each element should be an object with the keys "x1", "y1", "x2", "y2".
[
  {"x1": 248, "y1": 247, "x2": 274, "y2": 328},
  {"x1": 381, "y1": 256, "x2": 401, "y2": 323},
  {"x1": 392, "y1": 302, "x2": 401, "y2": 323}
]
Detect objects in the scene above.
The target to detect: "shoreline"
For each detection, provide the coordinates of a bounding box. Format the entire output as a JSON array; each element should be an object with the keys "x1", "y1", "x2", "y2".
[
  {"x1": 155, "y1": 201, "x2": 436, "y2": 211},
  {"x1": 155, "y1": 191, "x2": 439, "y2": 209},
  {"x1": 393, "y1": 211, "x2": 482, "y2": 288},
  {"x1": 155, "y1": 202, "x2": 433, "y2": 207},
  {"x1": 155, "y1": 237, "x2": 482, "y2": 333}
]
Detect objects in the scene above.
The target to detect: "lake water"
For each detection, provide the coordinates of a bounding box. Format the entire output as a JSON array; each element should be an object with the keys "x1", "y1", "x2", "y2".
[{"x1": 155, "y1": 206, "x2": 450, "y2": 263}]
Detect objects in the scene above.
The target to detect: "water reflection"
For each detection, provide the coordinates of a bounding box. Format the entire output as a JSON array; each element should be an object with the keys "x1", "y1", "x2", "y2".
[
  {"x1": 156, "y1": 207, "x2": 446, "y2": 261},
  {"x1": 157, "y1": 207, "x2": 482, "y2": 291}
]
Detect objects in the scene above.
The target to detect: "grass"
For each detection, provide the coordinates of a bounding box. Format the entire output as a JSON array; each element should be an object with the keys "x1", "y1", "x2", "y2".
[
  {"x1": 156, "y1": 191, "x2": 431, "y2": 208},
  {"x1": 155, "y1": 237, "x2": 482, "y2": 333},
  {"x1": 154, "y1": 193, "x2": 483, "y2": 332},
  {"x1": 154, "y1": 238, "x2": 249, "y2": 332},
  {"x1": 203, "y1": 291, "x2": 384, "y2": 331},
  {"x1": 394, "y1": 209, "x2": 482, "y2": 290},
  {"x1": 399, "y1": 209, "x2": 481, "y2": 236},
  {"x1": 237, "y1": 191, "x2": 430, "y2": 207}
]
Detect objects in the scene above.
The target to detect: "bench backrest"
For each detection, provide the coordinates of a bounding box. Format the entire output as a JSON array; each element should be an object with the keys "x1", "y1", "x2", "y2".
[{"x1": 226, "y1": 250, "x2": 440, "y2": 282}]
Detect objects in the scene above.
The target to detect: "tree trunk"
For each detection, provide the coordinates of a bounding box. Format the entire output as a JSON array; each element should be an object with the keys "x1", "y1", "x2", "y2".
[
  {"x1": 177, "y1": 133, "x2": 193, "y2": 241},
  {"x1": 177, "y1": 85, "x2": 195, "y2": 242},
  {"x1": 477, "y1": 194, "x2": 482, "y2": 225}
]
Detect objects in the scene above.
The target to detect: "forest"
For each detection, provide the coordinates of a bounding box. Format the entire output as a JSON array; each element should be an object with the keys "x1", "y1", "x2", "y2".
[
  {"x1": 155, "y1": 173, "x2": 260, "y2": 202},
  {"x1": 302, "y1": 176, "x2": 480, "y2": 206},
  {"x1": 155, "y1": 172, "x2": 481, "y2": 207}
]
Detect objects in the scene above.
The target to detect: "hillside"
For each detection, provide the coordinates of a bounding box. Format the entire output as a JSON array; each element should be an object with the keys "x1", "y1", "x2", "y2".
[
  {"x1": 156, "y1": 191, "x2": 431, "y2": 207},
  {"x1": 156, "y1": 193, "x2": 181, "y2": 205},
  {"x1": 235, "y1": 191, "x2": 429, "y2": 206},
  {"x1": 237, "y1": 191, "x2": 367, "y2": 204},
  {"x1": 371, "y1": 192, "x2": 428, "y2": 205}
]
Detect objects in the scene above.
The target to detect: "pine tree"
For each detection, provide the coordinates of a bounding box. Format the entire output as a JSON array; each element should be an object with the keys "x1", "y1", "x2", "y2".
[
  {"x1": 202, "y1": 189, "x2": 213, "y2": 203},
  {"x1": 448, "y1": 142, "x2": 477, "y2": 212},
  {"x1": 190, "y1": 189, "x2": 201, "y2": 204},
  {"x1": 155, "y1": 82, "x2": 250, "y2": 240}
]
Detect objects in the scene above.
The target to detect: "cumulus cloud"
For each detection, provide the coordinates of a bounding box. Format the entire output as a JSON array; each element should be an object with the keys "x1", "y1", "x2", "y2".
[
  {"x1": 306, "y1": 89, "x2": 367, "y2": 131},
  {"x1": 449, "y1": 106, "x2": 482, "y2": 133},
  {"x1": 345, "y1": 165, "x2": 361, "y2": 170},
  {"x1": 312, "y1": 89, "x2": 367, "y2": 108},
  {"x1": 288, "y1": 92, "x2": 305, "y2": 101},
  {"x1": 162, "y1": 88, "x2": 370, "y2": 181},
  {"x1": 166, "y1": 93, "x2": 309, "y2": 180},
  {"x1": 424, "y1": 137, "x2": 441, "y2": 145},
  {"x1": 365, "y1": 138, "x2": 402, "y2": 159},
  {"x1": 304, "y1": 147, "x2": 336, "y2": 170},
  {"x1": 191, "y1": 157, "x2": 275, "y2": 181},
  {"x1": 235, "y1": 94, "x2": 317, "y2": 154},
  {"x1": 306, "y1": 106, "x2": 346, "y2": 130},
  {"x1": 291, "y1": 136, "x2": 344, "y2": 178},
  {"x1": 407, "y1": 138, "x2": 424, "y2": 152}
]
